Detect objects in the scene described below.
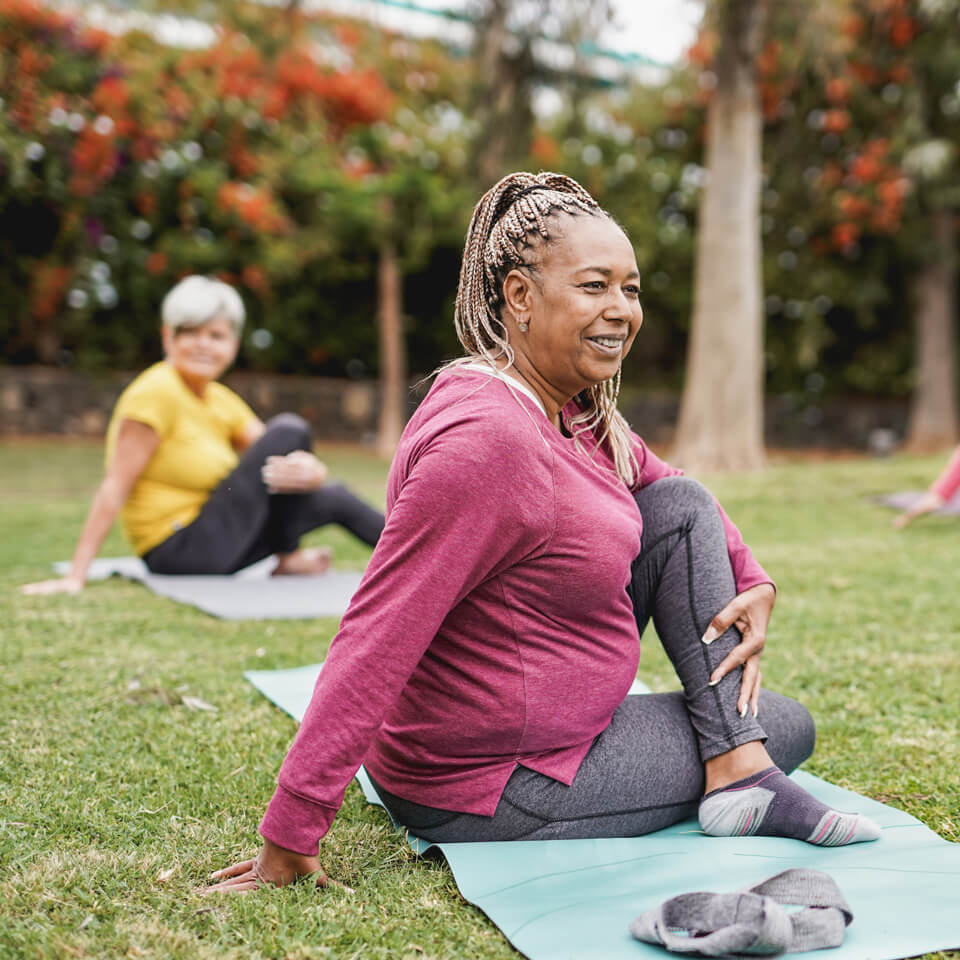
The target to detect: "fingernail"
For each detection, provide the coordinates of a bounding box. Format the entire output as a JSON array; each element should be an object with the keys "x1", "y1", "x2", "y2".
[
  {"x1": 752, "y1": 705, "x2": 758, "y2": 718},
  {"x1": 701, "y1": 627, "x2": 719, "y2": 645},
  {"x1": 739, "y1": 703, "x2": 748, "y2": 718},
  {"x1": 708, "y1": 677, "x2": 720, "y2": 687}
]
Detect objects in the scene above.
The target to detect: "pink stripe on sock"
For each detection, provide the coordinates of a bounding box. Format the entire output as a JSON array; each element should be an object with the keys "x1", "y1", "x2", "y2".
[
  {"x1": 812, "y1": 813, "x2": 837, "y2": 844},
  {"x1": 724, "y1": 770, "x2": 779, "y2": 793},
  {"x1": 840, "y1": 817, "x2": 858, "y2": 845}
]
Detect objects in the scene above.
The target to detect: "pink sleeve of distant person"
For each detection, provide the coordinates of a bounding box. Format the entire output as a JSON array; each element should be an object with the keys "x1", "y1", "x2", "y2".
[
  {"x1": 632, "y1": 436, "x2": 774, "y2": 594},
  {"x1": 258, "y1": 420, "x2": 550, "y2": 855},
  {"x1": 930, "y1": 445, "x2": 960, "y2": 503}
]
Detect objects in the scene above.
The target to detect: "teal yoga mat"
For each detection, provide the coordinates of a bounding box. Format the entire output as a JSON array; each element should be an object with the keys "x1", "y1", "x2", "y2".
[{"x1": 246, "y1": 663, "x2": 960, "y2": 960}]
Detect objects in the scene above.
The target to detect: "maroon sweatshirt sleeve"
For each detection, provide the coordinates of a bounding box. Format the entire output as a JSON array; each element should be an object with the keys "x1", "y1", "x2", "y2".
[
  {"x1": 632, "y1": 436, "x2": 774, "y2": 594},
  {"x1": 259, "y1": 416, "x2": 552, "y2": 854},
  {"x1": 930, "y1": 445, "x2": 960, "y2": 503}
]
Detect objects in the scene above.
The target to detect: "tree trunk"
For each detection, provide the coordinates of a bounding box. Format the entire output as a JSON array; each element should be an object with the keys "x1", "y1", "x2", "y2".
[
  {"x1": 471, "y1": 0, "x2": 535, "y2": 187},
  {"x1": 672, "y1": 0, "x2": 769, "y2": 472},
  {"x1": 904, "y1": 208, "x2": 958, "y2": 453},
  {"x1": 376, "y1": 211, "x2": 407, "y2": 460}
]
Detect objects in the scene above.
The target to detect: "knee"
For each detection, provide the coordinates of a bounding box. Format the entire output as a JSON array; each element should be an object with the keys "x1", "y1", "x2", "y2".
[
  {"x1": 264, "y1": 413, "x2": 312, "y2": 451},
  {"x1": 634, "y1": 475, "x2": 715, "y2": 520},
  {"x1": 314, "y1": 481, "x2": 352, "y2": 511},
  {"x1": 793, "y1": 702, "x2": 817, "y2": 765}
]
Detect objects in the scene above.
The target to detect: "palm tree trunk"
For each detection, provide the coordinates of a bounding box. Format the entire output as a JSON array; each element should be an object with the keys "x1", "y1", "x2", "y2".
[
  {"x1": 904, "y1": 208, "x2": 958, "y2": 452},
  {"x1": 673, "y1": 0, "x2": 769, "y2": 472}
]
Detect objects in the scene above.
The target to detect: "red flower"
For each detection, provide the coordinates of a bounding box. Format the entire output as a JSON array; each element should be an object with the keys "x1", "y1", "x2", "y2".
[
  {"x1": 136, "y1": 192, "x2": 157, "y2": 215},
  {"x1": 888, "y1": 62, "x2": 911, "y2": 84},
  {"x1": 530, "y1": 133, "x2": 561, "y2": 166},
  {"x1": 146, "y1": 251, "x2": 168, "y2": 275},
  {"x1": 832, "y1": 222, "x2": 861, "y2": 251},
  {"x1": 835, "y1": 192, "x2": 869, "y2": 218},
  {"x1": 686, "y1": 30, "x2": 715, "y2": 67},
  {"x1": 335, "y1": 23, "x2": 364, "y2": 48},
  {"x1": 242, "y1": 265, "x2": 270, "y2": 297},
  {"x1": 29, "y1": 263, "x2": 72, "y2": 321},
  {"x1": 850, "y1": 155, "x2": 882, "y2": 183},
  {"x1": 227, "y1": 137, "x2": 259, "y2": 178},
  {"x1": 69, "y1": 127, "x2": 118, "y2": 197},
  {"x1": 826, "y1": 76, "x2": 850, "y2": 105},
  {"x1": 822, "y1": 109, "x2": 851, "y2": 134},
  {"x1": 841, "y1": 15, "x2": 864, "y2": 38},
  {"x1": 217, "y1": 182, "x2": 290, "y2": 234},
  {"x1": 888, "y1": 16, "x2": 916, "y2": 48},
  {"x1": 756, "y1": 41, "x2": 780, "y2": 78},
  {"x1": 18, "y1": 45, "x2": 52, "y2": 77}
]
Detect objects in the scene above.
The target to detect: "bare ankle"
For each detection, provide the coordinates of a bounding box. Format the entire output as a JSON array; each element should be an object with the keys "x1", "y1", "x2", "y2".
[
  {"x1": 273, "y1": 547, "x2": 332, "y2": 576},
  {"x1": 704, "y1": 741, "x2": 774, "y2": 795}
]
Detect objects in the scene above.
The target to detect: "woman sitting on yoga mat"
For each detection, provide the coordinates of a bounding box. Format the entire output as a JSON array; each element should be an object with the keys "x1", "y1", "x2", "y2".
[
  {"x1": 206, "y1": 172, "x2": 880, "y2": 895},
  {"x1": 22, "y1": 275, "x2": 384, "y2": 595}
]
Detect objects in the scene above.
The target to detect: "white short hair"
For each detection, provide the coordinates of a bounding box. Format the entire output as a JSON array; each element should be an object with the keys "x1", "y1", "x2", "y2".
[{"x1": 161, "y1": 275, "x2": 245, "y2": 336}]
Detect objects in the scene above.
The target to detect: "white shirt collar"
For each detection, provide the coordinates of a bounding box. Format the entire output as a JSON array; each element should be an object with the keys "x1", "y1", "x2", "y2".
[{"x1": 458, "y1": 362, "x2": 547, "y2": 416}]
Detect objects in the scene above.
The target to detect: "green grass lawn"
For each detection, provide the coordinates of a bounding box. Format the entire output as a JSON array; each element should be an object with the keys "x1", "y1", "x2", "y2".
[{"x1": 2, "y1": 441, "x2": 958, "y2": 959}]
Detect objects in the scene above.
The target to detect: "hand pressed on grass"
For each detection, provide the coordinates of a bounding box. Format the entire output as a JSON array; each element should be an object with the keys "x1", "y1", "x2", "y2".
[{"x1": 202, "y1": 838, "x2": 349, "y2": 895}]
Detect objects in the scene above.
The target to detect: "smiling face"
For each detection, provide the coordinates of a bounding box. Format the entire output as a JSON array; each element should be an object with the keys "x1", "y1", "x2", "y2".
[
  {"x1": 503, "y1": 213, "x2": 643, "y2": 414},
  {"x1": 161, "y1": 314, "x2": 239, "y2": 394}
]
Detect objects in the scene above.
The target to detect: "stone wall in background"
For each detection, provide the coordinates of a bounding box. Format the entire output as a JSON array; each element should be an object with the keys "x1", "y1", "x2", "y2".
[
  {"x1": 0, "y1": 366, "x2": 393, "y2": 443},
  {"x1": 1, "y1": 366, "x2": 911, "y2": 453},
  {"x1": 620, "y1": 390, "x2": 910, "y2": 454}
]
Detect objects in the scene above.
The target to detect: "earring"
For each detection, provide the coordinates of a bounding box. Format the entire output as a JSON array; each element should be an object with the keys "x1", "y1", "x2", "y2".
[{"x1": 517, "y1": 320, "x2": 529, "y2": 333}]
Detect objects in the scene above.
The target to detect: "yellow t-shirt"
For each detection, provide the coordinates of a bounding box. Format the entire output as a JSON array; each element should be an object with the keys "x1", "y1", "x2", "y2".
[{"x1": 106, "y1": 362, "x2": 258, "y2": 555}]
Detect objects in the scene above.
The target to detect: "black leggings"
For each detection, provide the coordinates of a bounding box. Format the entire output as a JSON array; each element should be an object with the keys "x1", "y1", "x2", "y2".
[
  {"x1": 144, "y1": 414, "x2": 384, "y2": 575},
  {"x1": 370, "y1": 476, "x2": 815, "y2": 842}
]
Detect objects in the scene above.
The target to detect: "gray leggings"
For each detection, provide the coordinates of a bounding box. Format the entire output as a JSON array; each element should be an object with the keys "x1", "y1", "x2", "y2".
[{"x1": 369, "y1": 476, "x2": 816, "y2": 842}]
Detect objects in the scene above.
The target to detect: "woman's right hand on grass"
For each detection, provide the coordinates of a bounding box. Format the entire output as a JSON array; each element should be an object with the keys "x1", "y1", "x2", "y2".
[
  {"x1": 893, "y1": 490, "x2": 944, "y2": 529},
  {"x1": 203, "y1": 838, "x2": 339, "y2": 895},
  {"x1": 21, "y1": 575, "x2": 84, "y2": 595}
]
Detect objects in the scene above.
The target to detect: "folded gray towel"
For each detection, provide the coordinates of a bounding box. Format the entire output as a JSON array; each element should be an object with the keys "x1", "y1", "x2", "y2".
[{"x1": 629, "y1": 868, "x2": 853, "y2": 956}]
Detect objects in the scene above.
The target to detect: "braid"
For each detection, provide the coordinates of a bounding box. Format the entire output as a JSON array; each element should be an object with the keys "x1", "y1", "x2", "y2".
[
  {"x1": 454, "y1": 172, "x2": 598, "y2": 361},
  {"x1": 451, "y1": 171, "x2": 639, "y2": 488}
]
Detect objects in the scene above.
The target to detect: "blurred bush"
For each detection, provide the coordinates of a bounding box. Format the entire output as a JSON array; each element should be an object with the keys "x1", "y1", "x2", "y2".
[
  {"x1": 0, "y1": 0, "x2": 470, "y2": 375},
  {"x1": 1, "y1": 0, "x2": 956, "y2": 404}
]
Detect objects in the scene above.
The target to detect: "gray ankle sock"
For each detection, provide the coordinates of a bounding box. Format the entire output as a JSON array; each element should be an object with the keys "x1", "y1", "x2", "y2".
[{"x1": 698, "y1": 767, "x2": 881, "y2": 846}]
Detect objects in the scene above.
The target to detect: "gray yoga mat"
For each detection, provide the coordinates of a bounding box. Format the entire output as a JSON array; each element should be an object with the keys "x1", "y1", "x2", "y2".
[
  {"x1": 247, "y1": 662, "x2": 960, "y2": 960},
  {"x1": 53, "y1": 557, "x2": 363, "y2": 620},
  {"x1": 873, "y1": 490, "x2": 960, "y2": 514}
]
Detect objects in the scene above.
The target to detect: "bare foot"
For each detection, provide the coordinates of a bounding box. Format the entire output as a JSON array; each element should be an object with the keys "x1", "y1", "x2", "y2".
[{"x1": 273, "y1": 547, "x2": 333, "y2": 576}]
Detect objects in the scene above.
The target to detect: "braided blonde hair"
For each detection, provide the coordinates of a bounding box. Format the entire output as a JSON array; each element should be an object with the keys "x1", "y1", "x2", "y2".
[{"x1": 452, "y1": 171, "x2": 639, "y2": 487}]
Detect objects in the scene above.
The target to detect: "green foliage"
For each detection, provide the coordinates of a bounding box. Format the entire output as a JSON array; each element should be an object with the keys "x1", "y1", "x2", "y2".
[
  {"x1": 1, "y1": 0, "x2": 957, "y2": 398},
  {"x1": 0, "y1": 1, "x2": 470, "y2": 374},
  {"x1": 2, "y1": 442, "x2": 959, "y2": 958}
]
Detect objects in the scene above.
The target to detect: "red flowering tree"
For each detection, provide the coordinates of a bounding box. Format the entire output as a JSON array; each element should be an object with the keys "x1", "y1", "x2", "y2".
[
  {"x1": 755, "y1": 0, "x2": 960, "y2": 449},
  {"x1": 0, "y1": 0, "x2": 470, "y2": 385}
]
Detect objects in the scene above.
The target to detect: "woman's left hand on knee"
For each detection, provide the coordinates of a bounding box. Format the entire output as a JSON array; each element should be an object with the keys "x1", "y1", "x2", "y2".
[{"x1": 701, "y1": 583, "x2": 776, "y2": 718}]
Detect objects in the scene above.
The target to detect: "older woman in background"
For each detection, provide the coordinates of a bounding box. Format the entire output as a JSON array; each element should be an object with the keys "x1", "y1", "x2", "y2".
[{"x1": 23, "y1": 275, "x2": 383, "y2": 595}]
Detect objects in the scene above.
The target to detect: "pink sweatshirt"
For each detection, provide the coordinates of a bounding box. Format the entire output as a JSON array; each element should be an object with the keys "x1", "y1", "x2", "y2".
[
  {"x1": 931, "y1": 446, "x2": 960, "y2": 503},
  {"x1": 260, "y1": 369, "x2": 771, "y2": 855}
]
